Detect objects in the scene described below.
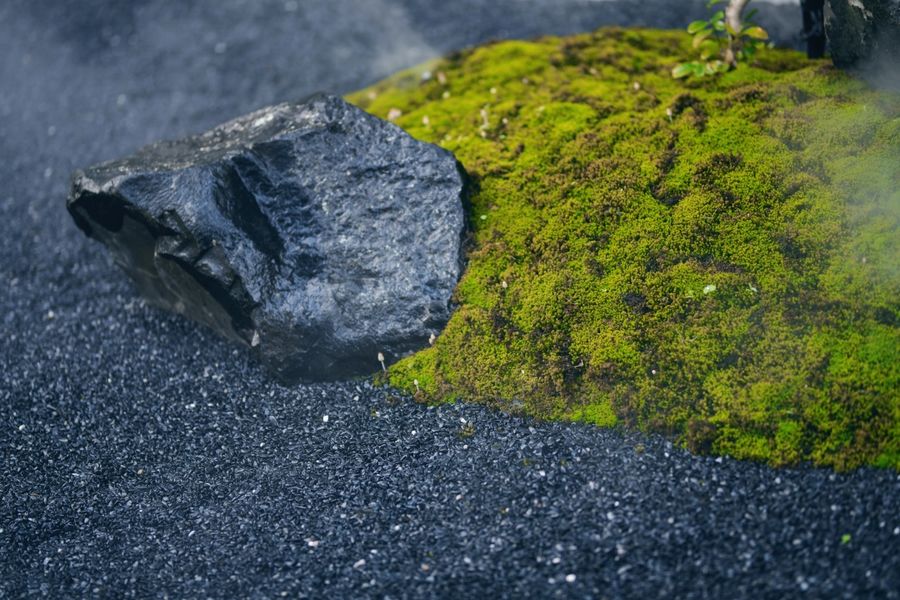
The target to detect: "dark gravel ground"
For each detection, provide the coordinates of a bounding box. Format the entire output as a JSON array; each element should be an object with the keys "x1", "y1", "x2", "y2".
[{"x1": 2, "y1": 0, "x2": 898, "y2": 598}]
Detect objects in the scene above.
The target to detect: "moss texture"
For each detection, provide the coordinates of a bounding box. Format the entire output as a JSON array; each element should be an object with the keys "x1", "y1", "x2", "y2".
[{"x1": 347, "y1": 28, "x2": 900, "y2": 470}]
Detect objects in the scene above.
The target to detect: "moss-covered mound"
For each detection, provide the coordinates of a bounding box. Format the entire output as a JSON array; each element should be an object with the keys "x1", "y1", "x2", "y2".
[{"x1": 347, "y1": 28, "x2": 900, "y2": 470}]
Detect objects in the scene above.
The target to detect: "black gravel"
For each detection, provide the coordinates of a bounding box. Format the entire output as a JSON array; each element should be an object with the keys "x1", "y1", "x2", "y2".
[{"x1": 2, "y1": 1, "x2": 898, "y2": 598}]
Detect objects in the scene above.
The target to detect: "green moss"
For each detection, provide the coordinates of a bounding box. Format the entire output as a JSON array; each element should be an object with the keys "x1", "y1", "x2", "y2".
[
  {"x1": 347, "y1": 28, "x2": 900, "y2": 470},
  {"x1": 566, "y1": 394, "x2": 618, "y2": 428}
]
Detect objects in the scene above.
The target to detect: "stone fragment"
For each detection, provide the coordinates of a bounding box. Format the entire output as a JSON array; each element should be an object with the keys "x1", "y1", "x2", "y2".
[
  {"x1": 69, "y1": 93, "x2": 467, "y2": 382},
  {"x1": 825, "y1": 0, "x2": 900, "y2": 89}
]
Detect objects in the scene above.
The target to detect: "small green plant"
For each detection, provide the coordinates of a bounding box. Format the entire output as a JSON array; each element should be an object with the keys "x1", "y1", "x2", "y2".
[
  {"x1": 673, "y1": 0, "x2": 769, "y2": 79},
  {"x1": 457, "y1": 421, "x2": 476, "y2": 439}
]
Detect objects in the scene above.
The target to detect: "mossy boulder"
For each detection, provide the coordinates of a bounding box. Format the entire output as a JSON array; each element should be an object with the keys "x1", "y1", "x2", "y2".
[{"x1": 347, "y1": 28, "x2": 900, "y2": 470}]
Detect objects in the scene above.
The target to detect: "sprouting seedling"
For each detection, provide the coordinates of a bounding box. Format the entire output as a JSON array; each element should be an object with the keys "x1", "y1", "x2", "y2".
[
  {"x1": 429, "y1": 333, "x2": 436, "y2": 346},
  {"x1": 413, "y1": 379, "x2": 420, "y2": 393},
  {"x1": 377, "y1": 352, "x2": 386, "y2": 372},
  {"x1": 458, "y1": 421, "x2": 476, "y2": 439},
  {"x1": 672, "y1": 0, "x2": 770, "y2": 79}
]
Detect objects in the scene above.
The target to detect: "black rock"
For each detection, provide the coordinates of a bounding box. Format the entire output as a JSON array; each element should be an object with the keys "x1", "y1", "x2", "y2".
[
  {"x1": 825, "y1": 0, "x2": 900, "y2": 89},
  {"x1": 800, "y1": 0, "x2": 826, "y2": 59},
  {"x1": 68, "y1": 94, "x2": 468, "y2": 382}
]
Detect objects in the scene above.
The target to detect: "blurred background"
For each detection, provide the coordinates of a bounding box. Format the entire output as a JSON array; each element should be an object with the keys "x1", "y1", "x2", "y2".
[{"x1": 0, "y1": 0, "x2": 804, "y2": 170}]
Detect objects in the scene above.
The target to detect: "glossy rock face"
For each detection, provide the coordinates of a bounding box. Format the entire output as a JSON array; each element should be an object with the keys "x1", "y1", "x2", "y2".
[
  {"x1": 68, "y1": 94, "x2": 468, "y2": 382},
  {"x1": 825, "y1": 0, "x2": 900, "y2": 81}
]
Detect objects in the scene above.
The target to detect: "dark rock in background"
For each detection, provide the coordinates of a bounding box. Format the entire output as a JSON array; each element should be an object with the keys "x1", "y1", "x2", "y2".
[
  {"x1": 68, "y1": 93, "x2": 467, "y2": 382},
  {"x1": 825, "y1": 0, "x2": 900, "y2": 89},
  {"x1": 801, "y1": 0, "x2": 826, "y2": 58}
]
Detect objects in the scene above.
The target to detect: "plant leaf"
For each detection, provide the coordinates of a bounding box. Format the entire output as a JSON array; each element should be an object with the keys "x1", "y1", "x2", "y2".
[
  {"x1": 725, "y1": 22, "x2": 739, "y2": 36},
  {"x1": 693, "y1": 31, "x2": 713, "y2": 48},
  {"x1": 710, "y1": 10, "x2": 725, "y2": 21},
  {"x1": 687, "y1": 20, "x2": 709, "y2": 34},
  {"x1": 743, "y1": 26, "x2": 769, "y2": 40},
  {"x1": 672, "y1": 63, "x2": 693, "y2": 79},
  {"x1": 699, "y1": 39, "x2": 719, "y2": 60}
]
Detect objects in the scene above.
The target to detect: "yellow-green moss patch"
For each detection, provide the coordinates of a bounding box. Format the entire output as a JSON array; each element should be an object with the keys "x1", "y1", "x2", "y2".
[{"x1": 349, "y1": 28, "x2": 900, "y2": 470}]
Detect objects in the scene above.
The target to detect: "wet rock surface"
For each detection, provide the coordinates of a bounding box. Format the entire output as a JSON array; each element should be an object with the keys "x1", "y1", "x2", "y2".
[
  {"x1": 825, "y1": 0, "x2": 900, "y2": 88},
  {"x1": 68, "y1": 94, "x2": 467, "y2": 382}
]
